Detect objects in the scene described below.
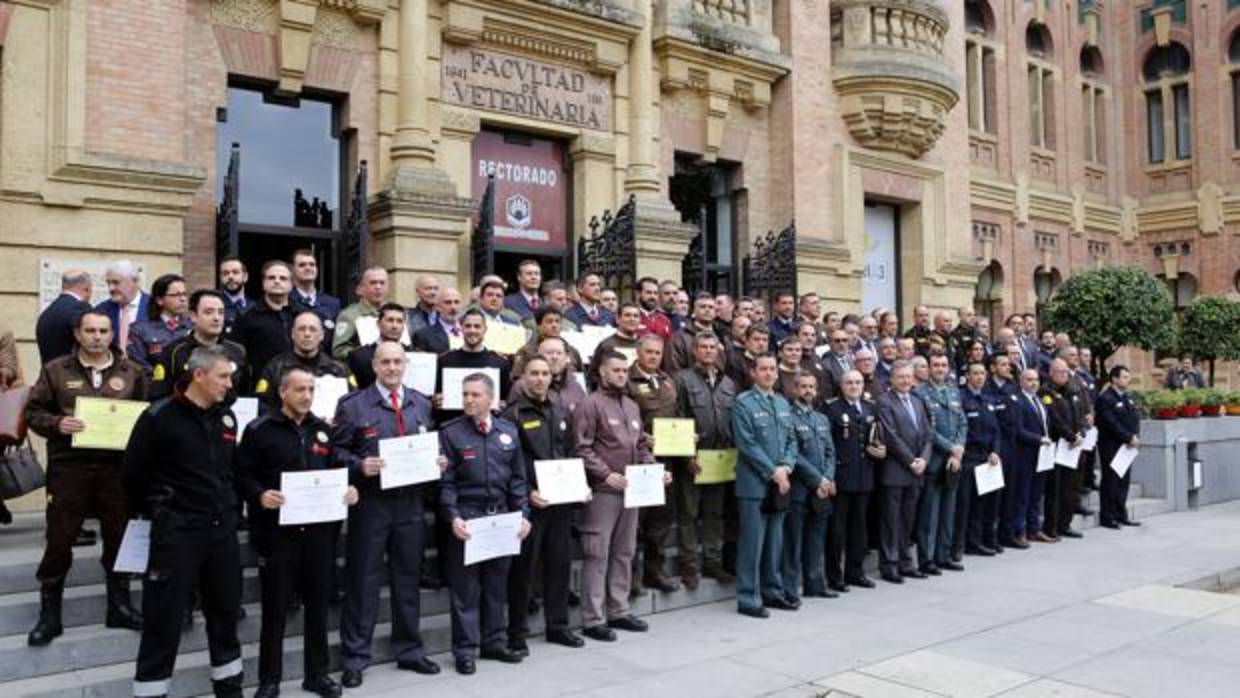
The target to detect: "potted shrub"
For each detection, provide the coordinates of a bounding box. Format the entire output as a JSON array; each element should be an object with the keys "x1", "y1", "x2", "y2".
[
  {"x1": 1179, "y1": 388, "x2": 1203, "y2": 418},
  {"x1": 1227, "y1": 391, "x2": 1240, "y2": 417},
  {"x1": 1200, "y1": 389, "x2": 1226, "y2": 417},
  {"x1": 1146, "y1": 391, "x2": 1183, "y2": 420}
]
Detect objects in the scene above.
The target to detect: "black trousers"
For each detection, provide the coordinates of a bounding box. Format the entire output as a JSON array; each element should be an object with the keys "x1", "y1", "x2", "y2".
[
  {"x1": 878, "y1": 484, "x2": 919, "y2": 575},
  {"x1": 508, "y1": 505, "x2": 573, "y2": 640},
  {"x1": 37, "y1": 462, "x2": 128, "y2": 589},
  {"x1": 445, "y1": 534, "x2": 511, "y2": 659},
  {"x1": 1042, "y1": 465, "x2": 1076, "y2": 535},
  {"x1": 825, "y1": 491, "x2": 870, "y2": 583},
  {"x1": 637, "y1": 500, "x2": 675, "y2": 581},
  {"x1": 257, "y1": 523, "x2": 335, "y2": 684},
  {"x1": 1100, "y1": 450, "x2": 1132, "y2": 525},
  {"x1": 134, "y1": 529, "x2": 242, "y2": 698}
]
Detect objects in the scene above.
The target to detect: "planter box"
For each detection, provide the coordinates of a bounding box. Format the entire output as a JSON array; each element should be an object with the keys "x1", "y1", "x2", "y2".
[{"x1": 1136, "y1": 416, "x2": 1240, "y2": 510}]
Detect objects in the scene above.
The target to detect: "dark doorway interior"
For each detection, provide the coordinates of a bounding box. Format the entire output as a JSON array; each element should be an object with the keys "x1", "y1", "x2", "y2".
[
  {"x1": 669, "y1": 155, "x2": 739, "y2": 294},
  {"x1": 238, "y1": 229, "x2": 336, "y2": 300}
]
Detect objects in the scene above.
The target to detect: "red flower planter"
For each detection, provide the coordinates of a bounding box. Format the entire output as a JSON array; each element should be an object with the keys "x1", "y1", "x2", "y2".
[
  {"x1": 1155, "y1": 408, "x2": 1180, "y2": 420},
  {"x1": 1202, "y1": 405, "x2": 1224, "y2": 417},
  {"x1": 1180, "y1": 404, "x2": 1202, "y2": 418}
]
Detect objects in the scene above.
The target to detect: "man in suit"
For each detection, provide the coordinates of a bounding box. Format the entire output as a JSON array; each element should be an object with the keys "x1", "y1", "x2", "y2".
[
  {"x1": 564, "y1": 273, "x2": 615, "y2": 328},
  {"x1": 503, "y1": 259, "x2": 542, "y2": 322},
  {"x1": 290, "y1": 249, "x2": 342, "y2": 352},
  {"x1": 94, "y1": 260, "x2": 148, "y2": 354},
  {"x1": 218, "y1": 256, "x2": 252, "y2": 335},
  {"x1": 1097, "y1": 365, "x2": 1142, "y2": 529},
  {"x1": 36, "y1": 269, "x2": 93, "y2": 364},
  {"x1": 999, "y1": 367, "x2": 1052, "y2": 548},
  {"x1": 820, "y1": 329, "x2": 854, "y2": 397},
  {"x1": 823, "y1": 371, "x2": 885, "y2": 591},
  {"x1": 412, "y1": 287, "x2": 464, "y2": 355},
  {"x1": 766, "y1": 292, "x2": 798, "y2": 351},
  {"x1": 406, "y1": 276, "x2": 441, "y2": 335},
  {"x1": 875, "y1": 361, "x2": 932, "y2": 583}
]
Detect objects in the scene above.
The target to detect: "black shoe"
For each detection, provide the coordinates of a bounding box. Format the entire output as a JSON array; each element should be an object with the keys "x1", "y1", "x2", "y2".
[
  {"x1": 950, "y1": 552, "x2": 964, "y2": 563},
  {"x1": 607, "y1": 614, "x2": 649, "y2": 632},
  {"x1": 254, "y1": 684, "x2": 280, "y2": 698},
  {"x1": 1003, "y1": 539, "x2": 1031, "y2": 550},
  {"x1": 920, "y1": 564, "x2": 942, "y2": 576},
  {"x1": 0, "y1": 503, "x2": 11, "y2": 525},
  {"x1": 763, "y1": 596, "x2": 799, "y2": 611},
  {"x1": 301, "y1": 675, "x2": 342, "y2": 698},
  {"x1": 805, "y1": 589, "x2": 839, "y2": 599},
  {"x1": 846, "y1": 576, "x2": 876, "y2": 589},
  {"x1": 1100, "y1": 521, "x2": 1121, "y2": 529},
  {"x1": 881, "y1": 572, "x2": 904, "y2": 585},
  {"x1": 940, "y1": 561, "x2": 965, "y2": 572},
  {"x1": 1120, "y1": 520, "x2": 1142, "y2": 527},
  {"x1": 965, "y1": 546, "x2": 995, "y2": 557},
  {"x1": 902, "y1": 569, "x2": 928, "y2": 579},
  {"x1": 340, "y1": 669, "x2": 363, "y2": 689},
  {"x1": 1059, "y1": 529, "x2": 1084, "y2": 538},
  {"x1": 545, "y1": 629, "x2": 585, "y2": 648},
  {"x1": 396, "y1": 656, "x2": 441, "y2": 675},
  {"x1": 582, "y1": 624, "x2": 616, "y2": 642},
  {"x1": 506, "y1": 638, "x2": 530, "y2": 658},
  {"x1": 738, "y1": 605, "x2": 770, "y2": 619},
  {"x1": 989, "y1": 544, "x2": 1005, "y2": 555},
  {"x1": 455, "y1": 657, "x2": 476, "y2": 675},
  {"x1": 643, "y1": 574, "x2": 681, "y2": 593},
  {"x1": 27, "y1": 588, "x2": 63, "y2": 647},
  {"x1": 828, "y1": 581, "x2": 850, "y2": 593},
  {"x1": 480, "y1": 646, "x2": 524, "y2": 663},
  {"x1": 703, "y1": 565, "x2": 736, "y2": 585},
  {"x1": 104, "y1": 577, "x2": 143, "y2": 631}
]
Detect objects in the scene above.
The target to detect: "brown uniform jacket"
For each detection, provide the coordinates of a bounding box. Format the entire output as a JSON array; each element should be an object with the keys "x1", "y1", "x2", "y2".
[
  {"x1": 626, "y1": 364, "x2": 677, "y2": 431},
  {"x1": 665, "y1": 322, "x2": 726, "y2": 376},
  {"x1": 26, "y1": 349, "x2": 148, "y2": 467},
  {"x1": 586, "y1": 333, "x2": 641, "y2": 390},
  {"x1": 574, "y1": 385, "x2": 652, "y2": 492}
]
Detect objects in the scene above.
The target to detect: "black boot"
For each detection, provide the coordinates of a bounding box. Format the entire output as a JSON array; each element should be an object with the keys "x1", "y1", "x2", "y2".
[
  {"x1": 27, "y1": 587, "x2": 64, "y2": 646},
  {"x1": 105, "y1": 576, "x2": 143, "y2": 630}
]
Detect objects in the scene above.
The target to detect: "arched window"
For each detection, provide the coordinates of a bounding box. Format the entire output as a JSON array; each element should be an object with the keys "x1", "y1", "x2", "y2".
[
  {"x1": 1027, "y1": 22, "x2": 1056, "y2": 149},
  {"x1": 1080, "y1": 46, "x2": 1107, "y2": 165},
  {"x1": 965, "y1": 1, "x2": 998, "y2": 134},
  {"x1": 1143, "y1": 43, "x2": 1192, "y2": 163},
  {"x1": 974, "y1": 261, "x2": 1004, "y2": 328},
  {"x1": 1230, "y1": 31, "x2": 1240, "y2": 150}
]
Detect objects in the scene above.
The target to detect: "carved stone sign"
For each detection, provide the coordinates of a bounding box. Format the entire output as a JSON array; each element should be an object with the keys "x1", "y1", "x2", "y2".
[{"x1": 442, "y1": 45, "x2": 611, "y2": 131}]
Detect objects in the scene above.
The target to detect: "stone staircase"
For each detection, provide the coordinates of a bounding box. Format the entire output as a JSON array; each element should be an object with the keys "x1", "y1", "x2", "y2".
[{"x1": 0, "y1": 484, "x2": 1169, "y2": 698}]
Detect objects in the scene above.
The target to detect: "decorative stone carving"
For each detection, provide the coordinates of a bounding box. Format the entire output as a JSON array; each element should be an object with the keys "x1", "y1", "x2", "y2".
[
  {"x1": 209, "y1": 0, "x2": 278, "y2": 34},
  {"x1": 312, "y1": 8, "x2": 361, "y2": 51},
  {"x1": 830, "y1": 0, "x2": 959, "y2": 159}
]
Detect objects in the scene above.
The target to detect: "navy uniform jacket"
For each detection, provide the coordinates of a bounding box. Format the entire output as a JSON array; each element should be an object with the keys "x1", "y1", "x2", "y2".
[
  {"x1": 789, "y1": 401, "x2": 836, "y2": 504},
  {"x1": 126, "y1": 316, "x2": 193, "y2": 371},
  {"x1": 961, "y1": 386, "x2": 1003, "y2": 466},
  {"x1": 235, "y1": 410, "x2": 341, "y2": 553},
  {"x1": 150, "y1": 334, "x2": 247, "y2": 401},
  {"x1": 823, "y1": 398, "x2": 879, "y2": 493},
  {"x1": 331, "y1": 384, "x2": 434, "y2": 497},
  {"x1": 439, "y1": 416, "x2": 529, "y2": 521},
  {"x1": 1094, "y1": 386, "x2": 1139, "y2": 470},
  {"x1": 766, "y1": 316, "x2": 797, "y2": 352},
  {"x1": 731, "y1": 388, "x2": 798, "y2": 500},
  {"x1": 36, "y1": 293, "x2": 91, "y2": 364},
  {"x1": 292, "y1": 289, "x2": 342, "y2": 353},
  {"x1": 1004, "y1": 390, "x2": 1050, "y2": 470}
]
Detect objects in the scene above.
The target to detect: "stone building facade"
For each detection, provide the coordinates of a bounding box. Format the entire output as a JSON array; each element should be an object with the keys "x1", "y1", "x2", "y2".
[{"x1": 0, "y1": 0, "x2": 1238, "y2": 388}]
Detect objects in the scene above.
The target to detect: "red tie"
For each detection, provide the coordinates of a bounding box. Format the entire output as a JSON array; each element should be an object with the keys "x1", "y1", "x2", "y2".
[
  {"x1": 390, "y1": 390, "x2": 405, "y2": 436},
  {"x1": 530, "y1": 297, "x2": 539, "y2": 310},
  {"x1": 477, "y1": 419, "x2": 490, "y2": 435}
]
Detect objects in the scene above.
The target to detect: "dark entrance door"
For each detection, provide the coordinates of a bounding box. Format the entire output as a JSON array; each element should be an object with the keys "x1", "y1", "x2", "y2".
[
  {"x1": 237, "y1": 227, "x2": 337, "y2": 300},
  {"x1": 670, "y1": 155, "x2": 739, "y2": 295}
]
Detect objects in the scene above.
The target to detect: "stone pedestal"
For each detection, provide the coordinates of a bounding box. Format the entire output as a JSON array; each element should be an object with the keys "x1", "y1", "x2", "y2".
[
  {"x1": 632, "y1": 198, "x2": 698, "y2": 283},
  {"x1": 370, "y1": 166, "x2": 474, "y2": 297}
]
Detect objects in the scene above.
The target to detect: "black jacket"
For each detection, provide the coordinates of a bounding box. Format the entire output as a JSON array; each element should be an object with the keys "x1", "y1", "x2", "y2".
[
  {"x1": 823, "y1": 398, "x2": 879, "y2": 493},
  {"x1": 500, "y1": 390, "x2": 574, "y2": 491},
  {"x1": 412, "y1": 323, "x2": 450, "y2": 355},
  {"x1": 253, "y1": 350, "x2": 353, "y2": 410},
  {"x1": 36, "y1": 293, "x2": 91, "y2": 364},
  {"x1": 231, "y1": 299, "x2": 298, "y2": 390},
  {"x1": 347, "y1": 341, "x2": 413, "y2": 391},
  {"x1": 151, "y1": 334, "x2": 247, "y2": 401},
  {"x1": 122, "y1": 394, "x2": 240, "y2": 541}
]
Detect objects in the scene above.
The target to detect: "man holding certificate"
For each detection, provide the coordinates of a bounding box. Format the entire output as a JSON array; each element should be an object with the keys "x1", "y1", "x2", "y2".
[
  {"x1": 575, "y1": 350, "x2": 658, "y2": 641},
  {"x1": 440, "y1": 372, "x2": 531, "y2": 674},
  {"x1": 26, "y1": 309, "x2": 147, "y2": 646},
  {"x1": 237, "y1": 366, "x2": 359, "y2": 698},
  {"x1": 346, "y1": 302, "x2": 413, "y2": 390},
  {"x1": 435, "y1": 310, "x2": 511, "y2": 422},
  {"x1": 1096, "y1": 365, "x2": 1142, "y2": 529},
  {"x1": 500, "y1": 356, "x2": 585, "y2": 656},
  {"x1": 1041, "y1": 359, "x2": 1088, "y2": 541},
  {"x1": 332, "y1": 342, "x2": 443, "y2": 687}
]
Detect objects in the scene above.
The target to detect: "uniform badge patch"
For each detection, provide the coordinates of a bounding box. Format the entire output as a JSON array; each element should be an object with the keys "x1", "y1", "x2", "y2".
[
  {"x1": 222, "y1": 415, "x2": 235, "y2": 428},
  {"x1": 1042, "y1": 395, "x2": 1053, "y2": 405},
  {"x1": 152, "y1": 364, "x2": 165, "y2": 381},
  {"x1": 107, "y1": 376, "x2": 126, "y2": 391},
  {"x1": 229, "y1": 361, "x2": 238, "y2": 374},
  {"x1": 324, "y1": 319, "x2": 335, "y2": 330},
  {"x1": 316, "y1": 431, "x2": 329, "y2": 443},
  {"x1": 499, "y1": 433, "x2": 513, "y2": 445}
]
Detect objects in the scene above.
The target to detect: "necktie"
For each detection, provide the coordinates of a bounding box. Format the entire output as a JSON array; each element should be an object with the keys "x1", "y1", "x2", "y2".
[
  {"x1": 166, "y1": 318, "x2": 177, "y2": 332},
  {"x1": 391, "y1": 390, "x2": 406, "y2": 436},
  {"x1": 902, "y1": 393, "x2": 918, "y2": 428},
  {"x1": 477, "y1": 419, "x2": 491, "y2": 435},
  {"x1": 449, "y1": 325, "x2": 461, "y2": 337},
  {"x1": 530, "y1": 296, "x2": 539, "y2": 310},
  {"x1": 1030, "y1": 394, "x2": 1046, "y2": 432},
  {"x1": 589, "y1": 307, "x2": 599, "y2": 322},
  {"x1": 118, "y1": 307, "x2": 131, "y2": 352}
]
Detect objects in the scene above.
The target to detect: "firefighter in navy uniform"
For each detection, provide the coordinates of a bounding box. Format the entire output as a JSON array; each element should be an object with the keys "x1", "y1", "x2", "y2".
[
  {"x1": 123, "y1": 345, "x2": 244, "y2": 698},
  {"x1": 252, "y1": 310, "x2": 355, "y2": 411},
  {"x1": 440, "y1": 372, "x2": 532, "y2": 675},
  {"x1": 151, "y1": 290, "x2": 246, "y2": 401},
  {"x1": 237, "y1": 365, "x2": 359, "y2": 698},
  {"x1": 501, "y1": 355, "x2": 584, "y2": 656}
]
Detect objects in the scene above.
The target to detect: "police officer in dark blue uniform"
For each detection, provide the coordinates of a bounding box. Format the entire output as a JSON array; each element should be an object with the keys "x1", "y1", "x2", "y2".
[
  {"x1": 440, "y1": 372, "x2": 531, "y2": 674},
  {"x1": 959, "y1": 361, "x2": 1003, "y2": 560},
  {"x1": 1096, "y1": 365, "x2": 1141, "y2": 529},
  {"x1": 237, "y1": 365, "x2": 359, "y2": 698},
  {"x1": 332, "y1": 341, "x2": 444, "y2": 688},
  {"x1": 823, "y1": 370, "x2": 885, "y2": 591}
]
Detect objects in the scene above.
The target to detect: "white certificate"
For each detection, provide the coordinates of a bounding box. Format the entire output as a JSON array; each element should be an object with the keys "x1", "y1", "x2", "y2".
[
  {"x1": 1036, "y1": 443, "x2": 1056, "y2": 473},
  {"x1": 355, "y1": 316, "x2": 411, "y2": 347},
  {"x1": 974, "y1": 462, "x2": 1005, "y2": 496},
  {"x1": 232, "y1": 397, "x2": 259, "y2": 443},
  {"x1": 440, "y1": 367, "x2": 501, "y2": 411},
  {"x1": 534, "y1": 458, "x2": 590, "y2": 505},
  {"x1": 1110, "y1": 445, "x2": 1139, "y2": 478},
  {"x1": 815, "y1": 344, "x2": 831, "y2": 358},
  {"x1": 402, "y1": 352, "x2": 438, "y2": 396},
  {"x1": 1054, "y1": 438, "x2": 1082, "y2": 469},
  {"x1": 379, "y1": 432, "x2": 441, "y2": 490},
  {"x1": 1081, "y1": 427, "x2": 1099, "y2": 452},
  {"x1": 113, "y1": 520, "x2": 151, "y2": 574},
  {"x1": 624, "y1": 463, "x2": 666, "y2": 509},
  {"x1": 310, "y1": 375, "x2": 350, "y2": 421},
  {"x1": 464, "y1": 511, "x2": 524, "y2": 566},
  {"x1": 279, "y1": 468, "x2": 348, "y2": 526}
]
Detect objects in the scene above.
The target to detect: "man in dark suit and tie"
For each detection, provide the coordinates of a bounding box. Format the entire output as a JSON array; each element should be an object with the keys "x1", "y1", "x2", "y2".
[
  {"x1": 875, "y1": 361, "x2": 932, "y2": 583},
  {"x1": 820, "y1": 329, "x2": 854, "y2": 397},
  {"x1": 563, "y1": 273, "x2": 615, "y2": 328},
  {"x1": 290, "y1": 249, "x2": 342, "y2": 352},
  {"x1": 1096, "y1": 365, "x2": 1142, "y2": 529},
  {"x1": 94, "y1": 260, "x2": 148, "y2": 353},
  {"x1": 412, "y1": 288, "x2": 464, "y2": 355},
  {"x1": 36, "y1": 269, "x2": 93, "y2": 364},
  {"x1": 503, "y1": 259, "x2": 542, "y2": 321}
]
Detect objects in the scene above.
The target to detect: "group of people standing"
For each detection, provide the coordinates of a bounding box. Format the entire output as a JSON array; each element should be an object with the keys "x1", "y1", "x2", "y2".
[{"x1": 18, "y1": 255, "x2": 1144, "y2": 698}]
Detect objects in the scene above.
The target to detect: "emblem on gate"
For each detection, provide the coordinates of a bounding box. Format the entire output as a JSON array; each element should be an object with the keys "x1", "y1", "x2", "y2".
[{"x1": 505, "y1": 194, "x2": 532, "y2": 229}]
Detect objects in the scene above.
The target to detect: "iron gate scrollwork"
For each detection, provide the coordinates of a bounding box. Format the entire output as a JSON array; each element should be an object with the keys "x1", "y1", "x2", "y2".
[
  {"x1": 743, "y1": 222, "x2": 797, "y2": 303},
  {"x1": 680, "y1": 205, "x2": 709, "y2": 294},
  {"x1": 340, "y1": 160, "x2": 369, "y2": 301},
  {"x1": 471, "y1": 174, "x2": 496, "y2": 286},
  {"x1": 578, "y1": 194, "x2": 637, "y2": 299},
  {"x1": 216, "y1": 142, "x2": 240, "y2": 262}
]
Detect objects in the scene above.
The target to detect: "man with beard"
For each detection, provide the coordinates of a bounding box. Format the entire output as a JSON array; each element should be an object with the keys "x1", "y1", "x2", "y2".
[
  {"x1": 152, "y1": 290, "x2": 247, "y2": 401},
  {"x1": 218, "y1": 256, "x2": 252, "y2": 334},
  {"x1": 635, "y1": 276, "x2": 673, "y2": 342}
]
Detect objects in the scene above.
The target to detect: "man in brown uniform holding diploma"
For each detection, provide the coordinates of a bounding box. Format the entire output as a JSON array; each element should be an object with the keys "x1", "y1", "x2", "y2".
[{"x1": 26, "y1": 309, "x2": 147, "y2": 646}]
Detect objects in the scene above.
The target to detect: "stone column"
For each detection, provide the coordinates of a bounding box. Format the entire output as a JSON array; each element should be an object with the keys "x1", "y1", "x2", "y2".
[{"x1": 390, "y1": 0, "x2": 435, "y2": 169}]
